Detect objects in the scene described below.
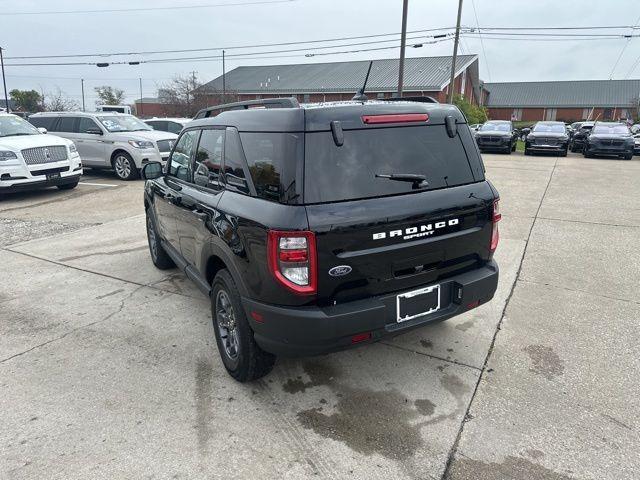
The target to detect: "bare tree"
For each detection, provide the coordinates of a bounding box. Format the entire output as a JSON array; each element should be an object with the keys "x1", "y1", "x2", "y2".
[
  {"x1": 157, "y1": 73, "x2": 234, "y2": 117},
  {"x1": 45, "y1": 87, "x2": 79, "y2": 111}
]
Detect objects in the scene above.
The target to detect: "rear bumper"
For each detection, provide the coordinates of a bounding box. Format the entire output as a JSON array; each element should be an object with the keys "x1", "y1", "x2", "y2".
[{"x1": 243, "y1": 260, "x2": 499, "y2": 357}]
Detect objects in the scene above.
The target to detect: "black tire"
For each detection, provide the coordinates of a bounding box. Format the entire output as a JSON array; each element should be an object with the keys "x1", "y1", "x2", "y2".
[
  {"x1": 57, "y1": 180, "x2": 79, "y2": 190},
  {"x1": 560, "y1": 148, "x2": 568, "y2": 157},
  {"x1": 146, "y1": 212, "x2": 175, "y2": 270},
  {"x1": 512, "y1": 141, "x2": 517, "y2": 152},
  {"x1": 583, "y1": 147, "x2": 592, "y2": 158},
  {"x1": 624, "y1": 153, "x2": 633, "y2": 160},
  {"x1": 504, "y1": 143, "x2": 512, "y2": 154},
  {"x1": 211, "y1": 269, "x2": 275, "y2": 382},
  {"x1": 524, "y1": 148, "x2": 531, "y2": 156},
  {"x1": 112, "y1": 152, "x2": 139, "y2": 181}
]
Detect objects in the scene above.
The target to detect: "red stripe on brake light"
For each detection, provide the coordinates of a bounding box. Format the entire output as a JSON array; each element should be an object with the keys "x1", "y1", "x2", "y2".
[
  {"x1": 267, "y1": 230, "x2": 317, "y2": 295},
  {"x1": 361, "y1": 113, "x2": 429, "y2": 124},
  {"x1": 490, "y1": 199, "x2": 501, "y2": 253}
]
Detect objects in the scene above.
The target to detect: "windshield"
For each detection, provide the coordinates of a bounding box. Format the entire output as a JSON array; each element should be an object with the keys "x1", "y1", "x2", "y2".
[
  {"x1": 480, "y1": 122, "x2": 510, "y2": 132},
  {"x1": 0, "y1": 115, "x2": 40, "y2": 137},
  {"x1": 533, "y1": 123, "x2": 566, "y2": 133},
  {"x1": 592, "y1": 124, "x2": 630, "y2": 135},
  {"x1": 97, "y1": 115, "x2": 151, "y2": 133},
  {"x1": 304, "y1": 125, "x2": 477, "y2": 203}
]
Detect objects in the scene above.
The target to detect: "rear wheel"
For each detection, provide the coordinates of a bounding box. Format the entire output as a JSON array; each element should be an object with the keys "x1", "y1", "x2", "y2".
[
  {"x1": 211, "y1": 269, "x2": 275, "y2": 382},
  {"x1": 112, "y1": 152, "x2": 139, "y2": 181},
  {"x1": 624, "y1": 152, "x2": 633, "y2": 160},
  {"x1": 146, "y1": 212, "x2": 175, "y2": 269},
  {"x1": 57, "y1": 180, "x2": 79, "y2": 190}
]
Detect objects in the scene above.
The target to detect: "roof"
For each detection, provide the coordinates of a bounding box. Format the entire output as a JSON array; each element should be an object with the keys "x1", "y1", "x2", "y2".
[
  {"x1": 198, "y1": 55, "x2": 479, "y2": 94},
  {"x1": 31, "y1": 111, "x2": 131, "y2": 117},
  {"x1": 135, "y1": 97, "x2": 163, "y2": 104},
  {"x1": 485, "y1": 80, "x2": 640, "y2": 108}
]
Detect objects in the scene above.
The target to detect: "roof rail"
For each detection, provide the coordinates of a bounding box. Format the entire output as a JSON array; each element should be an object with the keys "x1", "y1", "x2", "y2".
[
  {"x1": 194, "y1": 97, "x2": 300, "y2": 119},
  {"x1": 384, "y1": 96, "x2": 439, "y2": 104}
]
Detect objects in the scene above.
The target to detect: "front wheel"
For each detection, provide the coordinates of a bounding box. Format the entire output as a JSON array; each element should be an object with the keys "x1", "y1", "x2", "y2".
[
  {"x1": 524, "y1": 148, "x2": 531, "y2": 156},
  {"x1": 211, "y1": 269, "x2": 275, "y2": 382},
  {"x1": 146, "y1": 212, "x2": 175, "y2": 270},
  {"x1": 112, "y1": 152, "x2": 139, "y2": 181},
  {"x1": 623, "y1": 153, "x2": 633, "y2": 160}
]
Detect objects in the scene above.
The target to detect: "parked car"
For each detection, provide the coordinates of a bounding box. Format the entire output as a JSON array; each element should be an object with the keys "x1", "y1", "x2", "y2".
[
  {"x1": 0, "y1": 112, "x2": 82, "y2": 194},
  {"x1": 141, "y1": 97, "x2": 500, "y2": 382},
  {"x1": 583, "y1": 122, "x2": 634, "y2": 160},
  {"x1": 524, "y1": 121, "x2": 569, "y2": 156},
  {"x1": 468, "y1": 123, "x2": 482, "y2": 136},
  {"x1": 569, "y1": 122, "x2": 594, "y2": 152},
  {"x1": 29, "y1": 112, "x2": 178, "y2": 180},
  {"x1": 145, "y1": 117, "x2": 191, "y2": 134},
  {"x1": 630, "y1": 124, "x2": 639, "y2": 134},
  {"x1": 96, "y1": 105, "x2": 132, "y2": 114},
  {"x1": 633, "y1": 133, "x2": 640, "y2": 156},
  {"x1": 474, "y1": 120, "x2": 518, "y2": 154}
]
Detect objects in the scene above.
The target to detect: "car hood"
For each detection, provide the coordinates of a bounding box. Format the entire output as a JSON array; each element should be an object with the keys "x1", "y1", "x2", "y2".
[
  {"x1": 0, "y1": 133, "x2": 72, "y2": 151},
  {"x1": 527, "y1": 132, "x2": 567, "y2": 139},
  {"x1": 108, "y1": 130, "x2": 178, "y2": 143},
  {"x1": 476, "y1": 130, "x2": 511, "y2": 137}
]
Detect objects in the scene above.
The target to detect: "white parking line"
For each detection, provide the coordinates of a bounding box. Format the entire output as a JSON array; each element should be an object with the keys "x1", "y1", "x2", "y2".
[{"x1": 78, "y1": 182, "x2": 119, "y2": 187}]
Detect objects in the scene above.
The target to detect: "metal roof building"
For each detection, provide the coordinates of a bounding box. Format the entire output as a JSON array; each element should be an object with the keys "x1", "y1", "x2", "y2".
[
  {"x1": 485, "y1": 80, "x2": 640, "y2": 108},
  {"x1": 197, "y1": 55, "x2": 483, "y2": 104}
]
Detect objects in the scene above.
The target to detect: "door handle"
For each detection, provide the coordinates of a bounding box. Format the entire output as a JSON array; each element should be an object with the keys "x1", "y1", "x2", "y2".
[{"x1": 166, "y1": 193, "x2": 182, "y2": 204}]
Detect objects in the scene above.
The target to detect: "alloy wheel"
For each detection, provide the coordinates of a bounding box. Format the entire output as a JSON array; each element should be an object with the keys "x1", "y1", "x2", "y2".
[
  {"x1": 114, "y1": 155, "x2": 132, "y2": 179},
  {"x1": 216, "y1": 290, "x2": 239, "y2": 360}
]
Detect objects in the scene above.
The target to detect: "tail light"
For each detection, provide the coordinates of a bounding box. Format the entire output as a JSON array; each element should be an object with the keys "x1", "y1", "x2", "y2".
[
  {"x1": 490, "y1": 199, "x2": 501, "y2": 253},
  {"x1": 267, "y1": 230, "x2": 317, "y2": 295}
]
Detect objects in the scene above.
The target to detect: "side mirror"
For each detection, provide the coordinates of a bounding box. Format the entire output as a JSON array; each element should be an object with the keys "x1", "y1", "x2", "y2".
[
  {"x1": 37, "y1": 127, "x2": 48, "y2": 134},
  {"x1": 142, "y1": 161, "x2": 163, "y2": 180},
  {"x1": 86, "y1": 128, "x2": 103, "y2": 135}
]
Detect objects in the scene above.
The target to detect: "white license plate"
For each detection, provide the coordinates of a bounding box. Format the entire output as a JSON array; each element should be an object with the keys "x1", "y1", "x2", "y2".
[{"x1": 396, "y1": 284, "x2": 441, "y2": 323}]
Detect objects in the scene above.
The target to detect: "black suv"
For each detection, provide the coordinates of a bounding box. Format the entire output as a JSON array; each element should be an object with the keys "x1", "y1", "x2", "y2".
[
  {"x1": 142, "y1": 98, "x2": 500, "y2": 382},
  {"x1": 474, "y1": 120, "x2": 518, "y2": 154},
  {"x1": 569, "y1": 122, "x2": 594, "y2": 152},
  {"x1": 583, "y1": 121, "x2": 634, "y2": 160},
  {"x1": 524, "y1": 121, "x2": 569, "y2": 156}
]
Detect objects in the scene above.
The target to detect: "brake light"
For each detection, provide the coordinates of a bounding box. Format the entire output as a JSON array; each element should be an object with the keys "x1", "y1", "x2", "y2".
[
  {"x1": 490, "y1": 199, "x2": 501, "y2": 253},
  {"x1": 361, "y1": 113, "x2": 429, "y2": 124},
  {"x1": 267, "y1": 230, "x2": 317, "y2": 295}
]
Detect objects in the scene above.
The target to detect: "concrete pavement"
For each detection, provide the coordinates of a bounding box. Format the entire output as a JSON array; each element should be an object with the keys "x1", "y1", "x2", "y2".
[{"x1": 1, "y1": 154, "x2": 638, "y2": 479}]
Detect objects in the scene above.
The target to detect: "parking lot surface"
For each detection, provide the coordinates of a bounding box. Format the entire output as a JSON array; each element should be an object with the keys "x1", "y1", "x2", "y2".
[{"x1": 1, "y1": 153, "x2": 639, "y2": 479}]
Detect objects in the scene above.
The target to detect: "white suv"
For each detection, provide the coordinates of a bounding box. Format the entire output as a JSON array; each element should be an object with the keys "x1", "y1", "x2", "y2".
[
  {"x1": 29, "y1": 112, "x2": 178, "y2": 180},
  {"x1": 0, "y1": 113, "x2": 82, "y2": 194}
]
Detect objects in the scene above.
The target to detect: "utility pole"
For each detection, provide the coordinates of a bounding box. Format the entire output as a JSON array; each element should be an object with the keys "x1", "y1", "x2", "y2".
[
  {"x1": 81, "y1": 79, "x2": 86, "y2": 112},
  {"x1": 139, "y1": 77, "x2": 143, "y2": 116},
  {"x1": 447, "y1": 0, "x2": 464, "y2": 104},
  {"x1": 222, "y1": 50, "x2": 226, "y2": 101},
  {"x1": 397, "y1": 0, "x2": 409, "y2": 97},
  {"x1": 0, "y1": 47, "x2": 9, "y2": 112}
]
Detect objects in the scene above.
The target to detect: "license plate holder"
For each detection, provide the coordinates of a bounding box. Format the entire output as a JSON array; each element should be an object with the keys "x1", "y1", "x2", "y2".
[
  {"x1": 396, "y1": 284, "x2": 441, "y2": 323},
  {"x1": 46, "y1": 172, "x2": 61, "y2": 181}
]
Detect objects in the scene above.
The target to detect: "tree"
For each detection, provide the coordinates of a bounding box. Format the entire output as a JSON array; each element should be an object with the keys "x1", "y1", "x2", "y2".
[
  {"x1": 9, "y1": 89, "x2": 43, "y2": 112},
  {"x1": 94, "y1": 86, "x2": 125, "y2": 106},
  {"x1": 453, "y1": 94, "x2": 488, "y2": 124},
  {"x1": 45, "y1": 88, "x2": 79, "y2": 111},
  {"x1": 157, "y1": 73, "x2": 231, "y2": 117}
]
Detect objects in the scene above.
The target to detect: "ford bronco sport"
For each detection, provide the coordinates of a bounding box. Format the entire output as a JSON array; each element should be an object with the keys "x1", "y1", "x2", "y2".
[{"x1": 142, "y1": 97, "x2": 500, "y2": 382}]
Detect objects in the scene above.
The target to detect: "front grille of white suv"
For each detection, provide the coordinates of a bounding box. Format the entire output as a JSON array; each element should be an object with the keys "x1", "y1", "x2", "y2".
[{"x1": 21, "y1": 146, "x2": 68, "y2": 165}]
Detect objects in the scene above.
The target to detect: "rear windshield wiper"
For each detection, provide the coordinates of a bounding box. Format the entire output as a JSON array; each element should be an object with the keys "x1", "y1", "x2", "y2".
[{"x1": 375, "y1": 173, "x2": 429, "y2": 189}]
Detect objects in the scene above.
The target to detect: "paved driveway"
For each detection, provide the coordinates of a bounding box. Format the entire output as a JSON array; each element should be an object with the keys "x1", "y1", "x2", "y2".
[{"x1": 1, "y1": 154, "x2": 638, "y2": 479}]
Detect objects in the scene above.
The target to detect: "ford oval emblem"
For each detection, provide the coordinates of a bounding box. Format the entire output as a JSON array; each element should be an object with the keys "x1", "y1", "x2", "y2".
[{"x1": 329, "y1": 265, "x2": 352, "y2": 277}]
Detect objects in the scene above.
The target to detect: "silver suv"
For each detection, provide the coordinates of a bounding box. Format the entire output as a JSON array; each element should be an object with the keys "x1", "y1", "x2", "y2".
[{"x1": 29, "y1": 112, "x2": 178, "y2": 180}]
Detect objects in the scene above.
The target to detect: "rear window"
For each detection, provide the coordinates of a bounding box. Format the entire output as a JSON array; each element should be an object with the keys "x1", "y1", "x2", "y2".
[{"x1": 304, "y1": 125, "x2": 477, "y2": 204}]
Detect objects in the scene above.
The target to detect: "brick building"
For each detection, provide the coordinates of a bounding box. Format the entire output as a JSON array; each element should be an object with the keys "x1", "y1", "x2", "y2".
[
  {"x1": 485, "y1": 79, "x2": 640, "y2": 123},
  {"x1": 196, "y1": 55, "x2": 484, "y2": 105}
]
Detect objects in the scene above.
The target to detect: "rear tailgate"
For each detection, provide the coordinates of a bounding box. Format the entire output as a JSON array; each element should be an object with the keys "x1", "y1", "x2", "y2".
[{"x1": 306, "y1": 183, "x2": 495, "y2": 304}]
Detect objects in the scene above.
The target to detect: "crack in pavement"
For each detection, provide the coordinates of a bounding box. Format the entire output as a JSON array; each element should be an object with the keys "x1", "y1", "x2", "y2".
[
  {"x1": 59, "y1": 245, "x2": 148, "y2": 262},
  {"x1": 536, "y1": 216, "x2": 640, "y2": 229},
  {"x1": 518, "y1": 278, "x2": 640, "y2": 306},
  {"x1": 440, "y1": 157, "x2": 560, "y2": 479},
  {"x1": 379, "y1": 341, "x2": 482, "y2": 372},
  {"x1": 0, "y1": 285, "x2": 145, "y2": 365}
]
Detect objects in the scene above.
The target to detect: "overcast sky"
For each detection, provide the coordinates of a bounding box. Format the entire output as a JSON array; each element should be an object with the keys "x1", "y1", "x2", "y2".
[{"x1": 1, "y1": 0, "x2": 639, "y2": 108}]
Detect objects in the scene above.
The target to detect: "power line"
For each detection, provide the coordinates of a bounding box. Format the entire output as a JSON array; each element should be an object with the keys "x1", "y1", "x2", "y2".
[
  {"x1": 0, "y1": 0, "x2": 296, "y2": 16},
  {"x1": 608, "y1": 13, "x2": 640, "y2": 79},
  {"x1": 5, "y1": 27, "x2": 455, "y2": 60},
  {"x1": 470, "y1": 0, "x2": 491, "y2": 82}
]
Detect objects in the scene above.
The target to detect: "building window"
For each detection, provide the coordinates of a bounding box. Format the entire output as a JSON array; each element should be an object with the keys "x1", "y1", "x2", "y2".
[
  {"x1": 603, "y1": 108, "x2": 613, "y2": 120},
  {"x1": 582, "y1": 108, "x2": 591, "y2": 120},
  {"x1": 511, "y1": 108, "x2": 522, "y2": 121},
  {"x1": 460, "y1": 70, "x2": 467, "y2": 96},
  {"x1": 544, "y1": 108, "x2": 557, "y2": 121},
  {"x1": 377, "y1": 93, "x2": 385, "y2": 99},
  {"x1": 303, "y1": 94, "x2": 310, "y2": 103}
]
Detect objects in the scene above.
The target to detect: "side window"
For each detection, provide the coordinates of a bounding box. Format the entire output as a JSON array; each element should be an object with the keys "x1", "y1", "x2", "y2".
[
  {"x1": 78, "y1": 117, "x2": 100, "y2": 133},
  {"x1": 167, "y1": 122, "x2": 183, "y2": 134},
  {"x1": 56, "y1": 117, "x2": 78, "y2": 133},
  {"x1": 145, "y1": 121, "x2": 159, "y2": 130},
  {"x1": 29, "y1": 116, "x2": 56, "y2": 130},
  {"x1": 224, "y1": 128, "x2": 250, "y2": 195},
  {"x1": 193, "y1": 128, "x2": 224, "y2": 190},
  {"x1": 169, "y1": 129, "x2": 198, "y2": 182}
]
